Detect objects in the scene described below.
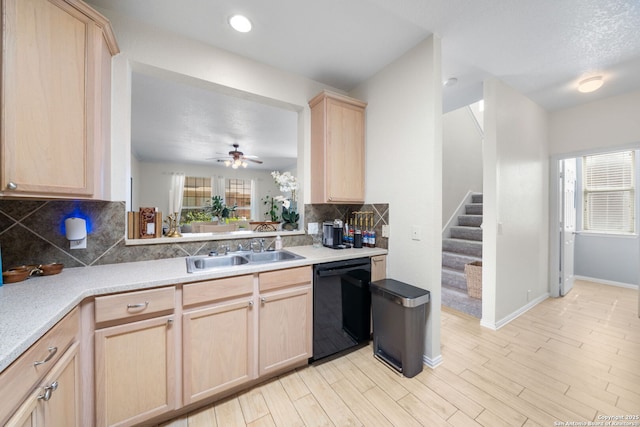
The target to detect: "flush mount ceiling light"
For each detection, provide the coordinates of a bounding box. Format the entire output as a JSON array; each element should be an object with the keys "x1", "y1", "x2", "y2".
[
  {"x1": 577, "y1": 76, "x2": 604, "y2": 93},
  {"x1": 443, "y1": 77, "x2": 458, "y2": 87},
  {"x1": 229, "y1": 14, "x2": 252, "y2": 33}
]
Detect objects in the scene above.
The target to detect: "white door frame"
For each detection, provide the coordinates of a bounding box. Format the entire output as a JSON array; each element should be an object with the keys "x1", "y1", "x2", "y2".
[{"x1": 549, "y1": 142, "x2": 640, "y2": 297}]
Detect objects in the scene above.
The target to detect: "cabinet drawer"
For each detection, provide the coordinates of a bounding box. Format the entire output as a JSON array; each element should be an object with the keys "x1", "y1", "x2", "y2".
[
  {"x1": 183, "y1": 275, "x2": 253, "y2": 307},
  {"x1": 259, "y1": 266, "x2": 312, "y2": 292},
  {"x1": 0, "y1": 307, "x2": 79, "y2": 425},
  {"x1": 95, "y1": 287, "x2": 175, "y2": 324}
]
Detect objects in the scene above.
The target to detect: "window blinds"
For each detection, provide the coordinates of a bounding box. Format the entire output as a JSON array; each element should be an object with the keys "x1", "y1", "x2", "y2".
[{"x1": 583, "y1": 151, "x2": 635, "y2": 233}]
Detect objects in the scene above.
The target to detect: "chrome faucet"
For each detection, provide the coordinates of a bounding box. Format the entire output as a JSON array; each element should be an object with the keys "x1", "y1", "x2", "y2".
[
  {"x1": 215, "y1": 244, "x2": 230, "y2": 256},
  {"x1": 251, "y1": 238, "x2": 266, "y2": 252}
]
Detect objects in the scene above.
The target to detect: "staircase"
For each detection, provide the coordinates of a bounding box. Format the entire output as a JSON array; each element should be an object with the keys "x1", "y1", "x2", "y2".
[{"x1": 442, "y1": 193, "x2": 483, "y2": 318}]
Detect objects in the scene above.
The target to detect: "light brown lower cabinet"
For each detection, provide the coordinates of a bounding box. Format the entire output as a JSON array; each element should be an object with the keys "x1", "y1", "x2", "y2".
[
  {"x1": 94, "y1": 315, "x2": 177, "y2": 427},
  {"x1": 182, "y1": 297, "x2": 256, "y2": 404},
  {"x1": 258, "y1": 267, "x2": 313, "y2": 376},
  {"x1": 6, "y1": 342, "x2": 80, "y2": 427}
]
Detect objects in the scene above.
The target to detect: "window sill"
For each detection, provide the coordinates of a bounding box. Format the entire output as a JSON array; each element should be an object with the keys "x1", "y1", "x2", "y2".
[
  {"x1": 576, "y1": 231, "x2": 638, "y2": 239},
  {"x1": 125, "y1": 229, "x2": 306, "y2": 246}
]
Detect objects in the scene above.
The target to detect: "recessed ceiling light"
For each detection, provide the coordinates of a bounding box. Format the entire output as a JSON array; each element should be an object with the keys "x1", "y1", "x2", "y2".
[
  {"x1": 229, "y1": 14, "x2": 252, "y2": 33},
  {"x1": 577, "y1": 76, "x2": 603, "y2": 93}
]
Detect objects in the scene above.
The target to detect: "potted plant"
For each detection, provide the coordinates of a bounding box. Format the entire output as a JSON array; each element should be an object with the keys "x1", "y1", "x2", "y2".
[
  {"x1": 179, "y1": 210, "x2": 212, "y2": 233},
  {"x1": 271, "y1": 171, "x2": 299, "y2": 230},
  {"x1": 262, "y1": 195, "x2": 281, "y2": 222},
  {"x1": 281, "y1": 204, "x2": 299, "y2": 230},
  {"x1": 205, "y1": 196, "x2": 237, "y2": 221}
]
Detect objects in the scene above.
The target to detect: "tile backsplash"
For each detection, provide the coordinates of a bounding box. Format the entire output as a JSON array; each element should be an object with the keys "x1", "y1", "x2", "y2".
[{"x1": 0, "y1": 200, "x2": 389, "y2": 271}]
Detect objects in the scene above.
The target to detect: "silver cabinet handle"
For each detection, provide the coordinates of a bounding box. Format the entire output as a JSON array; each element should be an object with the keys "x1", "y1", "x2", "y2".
[
  {"x1": 260, "y1": 297, "x2": 266, "y2": 305},
  {"x1": 167, "y1": 318, "x2": 173, "y2": 325},
  {"x1": 37, "y1": 381, "x2": 58, "y2": 401},
  {"x1": 34, "y1": 346, "x2": 57, "y2": 366},
  {"x1": 126, "y1": 301, "x2": 149, "y2": 310},
  {"x1": 7, "y1": 182, "x2": 17, "y2": 190},
  {"x1": 248, "y1": 300, "x2": 254, "y2": 307}
]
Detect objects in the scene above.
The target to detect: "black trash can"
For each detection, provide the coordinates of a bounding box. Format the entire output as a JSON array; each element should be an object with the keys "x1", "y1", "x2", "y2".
[{"x1": 369, "y1": 279, "x2": 430, "y2": 378}]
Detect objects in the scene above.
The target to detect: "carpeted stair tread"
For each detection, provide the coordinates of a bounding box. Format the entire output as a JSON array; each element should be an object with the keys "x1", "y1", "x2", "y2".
[
  {"x1": 458, "y1": 214, "x2": 483, "y2": 227},
  {"x1": 441, "y1": 285, "x2": 482, "y2": 318},
  {"x1": 465, "y1": 203, "x2": 483, "y2": 215},
  {"x1": 442, "y1": 251, "x2": 482, "y2": 271},
  {"x1": 450, "y1": 225, "x2": 483, "y2": 241},
  {"x1": 471, "y1": 193, "x2": 483, "y2": 204},
  {"x1": 442, "y1": 267, "x2": 467, "y2": 290},
  {"x1": 443, "y1": 238, "x2": 483, "y2": 257}
]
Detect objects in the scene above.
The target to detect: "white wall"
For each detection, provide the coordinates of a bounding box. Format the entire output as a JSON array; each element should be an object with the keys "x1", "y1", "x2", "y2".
[
  {"x1": 351, "y1": 36, "x2": 443, "y2": 366},
  {"x1": 104, "y1": 11, "x2": 336, "y2": 205},
  {"x1": 483, "y1": 78, "x2": 550, "y2": 328},
  {"x1": 133, "y1": 161, "x2": 280, "y2": 221},
  {"x1": 442, "y1": 106, "x2": 483, "y2": 225},
  {"x1": 549, "y1": 90, "x2": 640, "y2": 156}
]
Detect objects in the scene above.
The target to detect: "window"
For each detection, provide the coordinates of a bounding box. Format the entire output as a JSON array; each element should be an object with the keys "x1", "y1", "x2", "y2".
[
  {"x1": 583, "y1": 150, "x2": 635, "y2": 233},
  {"x1": 225, "y1": 178, "x2": 252, "y2": 219},
  {"x1": 181, "y1": 176, "x2": 253, "y2": 219},
  {"x1": 182, "y1": 176, "x2": 212, "y2": 212}
]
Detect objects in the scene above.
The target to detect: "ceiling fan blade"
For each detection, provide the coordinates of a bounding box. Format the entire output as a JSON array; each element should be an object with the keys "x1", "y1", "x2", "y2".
[{"x1": 246, "y1": 158, "x2": 263, "y2": 164}]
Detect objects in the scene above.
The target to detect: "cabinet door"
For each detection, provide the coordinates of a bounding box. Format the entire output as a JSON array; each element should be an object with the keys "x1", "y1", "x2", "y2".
[
  {"x1": 183, "y1": 298, "x2": 255, "y2": 404},
  {"x1": 95, "y1": 315, "x2": 176, "y2": 427},
  {"x1": 2, "y1": 0, "x2": 96, "y2": 195},
  {"x1": 259, "y1": 285, "x2": 312, "y2": 376},
  {"x1": 325, "y1": 98, "x2": 366, "y2": 203},
  {"x1": 371, "y1": 255, "x2": 387, "y2": 282},
  {"x1": 6, "y1": 342, "x2": 80, "y2": 427}
]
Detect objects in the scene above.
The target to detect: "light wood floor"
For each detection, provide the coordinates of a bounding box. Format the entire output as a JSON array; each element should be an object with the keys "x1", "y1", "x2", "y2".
[{"x1": 161, "y1": 280, "x2": 640, "y2": 426}]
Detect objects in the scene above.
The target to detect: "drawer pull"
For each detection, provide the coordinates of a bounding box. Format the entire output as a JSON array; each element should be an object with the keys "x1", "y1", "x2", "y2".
[
  {"x1": 248, "y1": 300, "x2": 254, "y2": 307},
  {"x1": 37, "y1": 381, "x2": 58, "y2": 401},
  {"x1": 126, "y1": 301, "x2": 149, "y2": 311},
  {"x1": 260, "y1": 297, "x2": 267, "y2": 305},
  {"x1": 34, "y1": 346, "x2": 58, "y2": 366}
]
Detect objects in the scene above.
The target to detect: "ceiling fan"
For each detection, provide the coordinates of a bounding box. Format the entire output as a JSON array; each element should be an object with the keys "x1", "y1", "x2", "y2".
[{"x1": 213, "y1": 143, "x2": 263, "y2": 169}]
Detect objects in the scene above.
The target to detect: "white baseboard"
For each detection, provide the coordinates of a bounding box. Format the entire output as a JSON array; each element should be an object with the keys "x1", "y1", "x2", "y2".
[
  {"x1": 480, "y1": 292, "x2": 550, "y2": 330},
  {"x1": 423, "y1": 354, "x2": 443, "y2": 369},
  {"x1": 574, "y1": 275, "x2": 639, "y2": 289}
]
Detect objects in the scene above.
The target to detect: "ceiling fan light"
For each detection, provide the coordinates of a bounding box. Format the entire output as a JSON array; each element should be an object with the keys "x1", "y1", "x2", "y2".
[
  {"x1": 578, "y1": 76, "x2": 603, "y2": 93},
  {"x1": 242, "y1": 161, "x2": 248, "y2": 168},
  {"x1": 231, "y1": 162, "x2": 239, "y2": 169},
  {"x1": 224, "y1": 160, "x2": 231, "y2": 167}
]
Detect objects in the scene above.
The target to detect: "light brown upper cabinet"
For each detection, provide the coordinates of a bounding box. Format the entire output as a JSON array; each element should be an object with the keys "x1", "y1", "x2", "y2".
[
  {"x1": 0, "y1": 0, "x2": 119, "y2": 199},
  {"x1": 309, "y1": 91, "x2": 367, "y2": 203}
]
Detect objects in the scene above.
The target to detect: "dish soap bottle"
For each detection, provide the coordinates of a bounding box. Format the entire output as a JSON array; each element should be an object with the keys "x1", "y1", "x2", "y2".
[{"x1": 275, "y1": 235, "x2": 283, "y2": 250}]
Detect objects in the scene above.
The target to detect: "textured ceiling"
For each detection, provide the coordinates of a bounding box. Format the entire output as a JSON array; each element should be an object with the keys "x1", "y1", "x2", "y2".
[{"x1": 89, "y1": 0, "x2": 640, "y2": 165}]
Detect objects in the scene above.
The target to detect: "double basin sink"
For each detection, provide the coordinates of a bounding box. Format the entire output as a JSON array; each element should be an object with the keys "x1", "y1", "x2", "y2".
[{"x1": 186, "y1": 250, "x2": 304, "y2": 273}]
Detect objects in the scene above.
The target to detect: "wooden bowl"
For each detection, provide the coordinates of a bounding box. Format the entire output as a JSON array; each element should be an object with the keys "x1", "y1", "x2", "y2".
[
  {"x1": 39, "y1": 263, "x2": 64, "y2": 276},
  {"x1": 3, "y1": 269, "x2": 30, "y2": 283}
]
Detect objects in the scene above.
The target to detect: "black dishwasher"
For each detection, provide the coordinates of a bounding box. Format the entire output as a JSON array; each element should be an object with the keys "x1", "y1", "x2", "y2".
[{"x1": 311, "y1": 257, "x2": 371, "y2": 362}]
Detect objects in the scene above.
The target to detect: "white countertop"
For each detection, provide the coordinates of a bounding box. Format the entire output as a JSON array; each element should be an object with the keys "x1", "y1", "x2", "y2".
[{"x1": 0, "y1": 245, "x2": 386, "y2": 373}]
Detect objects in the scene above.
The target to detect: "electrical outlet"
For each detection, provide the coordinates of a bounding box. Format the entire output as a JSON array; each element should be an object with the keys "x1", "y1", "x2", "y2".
[
  {"x1": 411, "y1": 225, "x2": 421, "y2": 241},
  {"x1": 382, "y1": 224, "x2": 390, "y2": 238}
]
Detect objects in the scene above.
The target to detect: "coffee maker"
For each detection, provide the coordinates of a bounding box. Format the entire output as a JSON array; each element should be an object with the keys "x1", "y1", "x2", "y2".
[{"x1": 322, "y1": 220, "x2": 345, "y2": 248}]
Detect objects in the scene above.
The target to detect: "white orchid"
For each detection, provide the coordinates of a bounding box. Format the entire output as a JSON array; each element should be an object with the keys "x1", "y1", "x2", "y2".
[
  {"x1": 273, "y1": 195, "x2": 290, "y2": 209},
  {"x1": 271, "y1": 171, "x2": 298, "y2": 197}
]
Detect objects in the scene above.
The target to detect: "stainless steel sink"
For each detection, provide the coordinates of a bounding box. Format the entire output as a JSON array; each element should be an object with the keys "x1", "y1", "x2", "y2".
[
  {"x1": 245, "y1": 250, "x2": 300, "y2": 263},
  {"x1": 186, "y1": 250, "x2": 303, "y2": 273},
  {"x1": 186, "y1": 254, "x2": 249, "y2": 273}
]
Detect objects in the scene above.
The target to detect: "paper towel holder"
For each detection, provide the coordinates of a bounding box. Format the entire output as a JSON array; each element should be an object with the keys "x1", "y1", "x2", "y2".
[{"x1": 65, "y1": 217, "x2": 87, "y2": 249}]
